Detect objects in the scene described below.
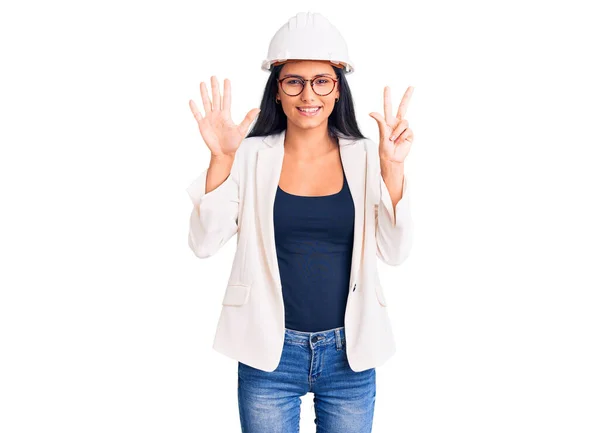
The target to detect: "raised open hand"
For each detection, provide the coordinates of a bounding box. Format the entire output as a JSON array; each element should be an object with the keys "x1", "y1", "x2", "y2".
[
  {"x1": 369, "y1": 86, "x2": 415, "y2": 164},
  {"x1": 189, "y1": 76, "x2": 261, "y2": 158}
]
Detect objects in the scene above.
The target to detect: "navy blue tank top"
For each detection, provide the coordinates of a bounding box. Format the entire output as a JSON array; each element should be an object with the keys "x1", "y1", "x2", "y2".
[{"x1": 273, "y1": 168, "x2": 355, "y2": 332}]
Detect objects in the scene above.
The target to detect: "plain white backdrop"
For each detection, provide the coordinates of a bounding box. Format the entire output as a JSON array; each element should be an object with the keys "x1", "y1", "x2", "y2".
[{"x1": 1, "y1": 0, "x2": 599, "y2": 432}]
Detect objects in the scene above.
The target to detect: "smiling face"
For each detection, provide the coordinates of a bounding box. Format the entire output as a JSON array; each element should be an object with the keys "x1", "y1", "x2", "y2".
[{"x1": 276, "y1": 60, "x2": 340, "y2": 131}]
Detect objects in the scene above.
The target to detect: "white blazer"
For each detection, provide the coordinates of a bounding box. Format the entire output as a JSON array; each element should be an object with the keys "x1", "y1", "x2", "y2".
[{"x1": 186, "y1": 129, "x2": 414, "y2": 372}]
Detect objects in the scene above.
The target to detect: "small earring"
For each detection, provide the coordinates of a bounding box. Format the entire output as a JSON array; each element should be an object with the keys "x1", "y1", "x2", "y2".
[
  {"x1": 276, "y1": 98, "x2": 280, "y2": 104},
  {"x1": 335, "y1": 98, "x2": 339, "y2": 103}
]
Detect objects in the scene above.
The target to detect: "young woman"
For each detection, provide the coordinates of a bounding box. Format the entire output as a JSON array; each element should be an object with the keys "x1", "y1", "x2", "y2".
[{"x1": 186, "y1": 12, "x2": 415, "y2": 433}]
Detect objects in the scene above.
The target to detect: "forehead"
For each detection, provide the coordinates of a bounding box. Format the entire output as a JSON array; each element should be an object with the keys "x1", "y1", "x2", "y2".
[{"x1": 280, "y1": 60, "x2": 336, "y2": 76}]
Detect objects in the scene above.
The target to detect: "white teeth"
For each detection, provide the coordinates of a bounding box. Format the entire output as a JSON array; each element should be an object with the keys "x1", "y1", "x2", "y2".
[{"x1": 298, "y1": 107, "x2": 320, "y2": 112}]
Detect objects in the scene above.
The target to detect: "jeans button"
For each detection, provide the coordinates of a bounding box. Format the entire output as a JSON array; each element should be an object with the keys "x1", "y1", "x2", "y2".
[{"x1": 311, "y1": 336, "x2": 318, "y2": 343}]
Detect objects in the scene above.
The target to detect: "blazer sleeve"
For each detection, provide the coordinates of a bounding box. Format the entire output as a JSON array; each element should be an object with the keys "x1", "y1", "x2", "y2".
[
  {"x1": 185, "y1": 151, "x2": 241, "y2": 258},
  {"x1": 375, "y1": 169, "x2": 414, "y2": 266}
]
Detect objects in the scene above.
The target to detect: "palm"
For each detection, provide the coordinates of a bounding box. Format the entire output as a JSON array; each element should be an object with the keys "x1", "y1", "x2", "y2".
[
  {"x1": 189, "y1": 76, "x2": 260, "y2": 157},
  {"x1": 194, "y1": 105, "x2": 243, "y2": 156}
]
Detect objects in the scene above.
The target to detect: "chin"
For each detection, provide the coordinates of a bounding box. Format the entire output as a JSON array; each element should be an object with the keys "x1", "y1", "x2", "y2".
[{"x1": 291, "y1": 118, "x2": 327, "y2": 130}]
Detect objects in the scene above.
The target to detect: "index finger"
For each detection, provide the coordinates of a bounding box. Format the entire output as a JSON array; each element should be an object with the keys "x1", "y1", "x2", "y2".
[
  {"x1": 383, "y1": 86, "x2": 393, "y2": 123},
  {"x1": 396, "y1": 86, "x2": 414, "y2": 120}
]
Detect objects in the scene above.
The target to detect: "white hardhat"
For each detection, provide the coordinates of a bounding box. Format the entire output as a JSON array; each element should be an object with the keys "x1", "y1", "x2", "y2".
[{"x1": 261, "y1": 12, "x2": 355, "y2": 74}]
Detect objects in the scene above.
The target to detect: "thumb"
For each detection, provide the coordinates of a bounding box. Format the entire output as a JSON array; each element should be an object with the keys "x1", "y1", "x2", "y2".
[
  {"x1": 238, "y1": 108, "x2": 261, "y2": 136},
  {"x1": 369, "y1": 112, "x2": 387, "y2": 142}
]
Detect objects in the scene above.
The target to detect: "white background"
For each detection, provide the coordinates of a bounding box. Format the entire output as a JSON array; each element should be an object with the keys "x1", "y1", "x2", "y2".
[{"x1": 1, "y1": 0, "x2": 599, "y2": 432}]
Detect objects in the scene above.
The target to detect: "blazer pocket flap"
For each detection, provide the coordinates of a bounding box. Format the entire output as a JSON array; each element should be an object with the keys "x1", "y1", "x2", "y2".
[{"x1": 222, "y1": 283, "x2": 250, "y2": 306}]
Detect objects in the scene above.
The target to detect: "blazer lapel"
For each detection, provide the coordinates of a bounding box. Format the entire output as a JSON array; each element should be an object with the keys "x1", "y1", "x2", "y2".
[{"x1": 256, "y1": 130, "x2": 367, "y2": 292}]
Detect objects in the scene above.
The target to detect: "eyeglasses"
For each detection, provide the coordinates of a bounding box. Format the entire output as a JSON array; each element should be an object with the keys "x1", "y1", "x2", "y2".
[{"x1": 277, "y1": 75, "x2": 338, "y2": 97}]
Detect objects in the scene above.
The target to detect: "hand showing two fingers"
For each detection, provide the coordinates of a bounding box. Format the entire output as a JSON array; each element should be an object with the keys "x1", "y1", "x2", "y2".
[{"x1": 369, "y1": 86, "x2": 415, "y2": 164}]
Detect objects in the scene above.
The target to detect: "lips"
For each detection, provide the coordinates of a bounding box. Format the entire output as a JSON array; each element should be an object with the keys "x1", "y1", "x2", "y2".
[{"x1": 296, "y1": 106, "x2": 322, "y2": 116}]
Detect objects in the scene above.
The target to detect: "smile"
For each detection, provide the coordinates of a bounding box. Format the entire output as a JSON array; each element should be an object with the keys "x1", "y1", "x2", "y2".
[{"x1": 296, "y1": 107, "x2": 322, "y2": 116}]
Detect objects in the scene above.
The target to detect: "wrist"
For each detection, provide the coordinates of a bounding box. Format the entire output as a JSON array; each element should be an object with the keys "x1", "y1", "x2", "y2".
[
  {"x1": 380, "y1": 159, "x2": 404, "y2": 177},
  {"x1": 210, "y1": 153, "x2": 235, "y2": 164}
]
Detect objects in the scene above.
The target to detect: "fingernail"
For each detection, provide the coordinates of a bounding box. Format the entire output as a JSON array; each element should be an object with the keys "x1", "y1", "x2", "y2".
[{"x1": 389, "y1": 135, "x2": 396, "y2": 141}]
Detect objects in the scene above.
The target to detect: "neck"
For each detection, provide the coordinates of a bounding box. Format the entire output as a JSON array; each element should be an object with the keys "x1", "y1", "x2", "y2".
[{"x1": 283, "y1": 122, "x2": 338, "y2": 160}]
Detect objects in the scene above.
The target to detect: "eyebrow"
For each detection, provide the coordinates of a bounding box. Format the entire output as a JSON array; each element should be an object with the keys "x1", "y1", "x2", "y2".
[{"x1": 281, "y1": 73, "x2": 334, "y2": 79}]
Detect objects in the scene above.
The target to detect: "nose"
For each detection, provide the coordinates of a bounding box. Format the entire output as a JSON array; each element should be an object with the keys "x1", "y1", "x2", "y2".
[{"x1": 300, "y1": 81, "x2": 318, "y2": 101}]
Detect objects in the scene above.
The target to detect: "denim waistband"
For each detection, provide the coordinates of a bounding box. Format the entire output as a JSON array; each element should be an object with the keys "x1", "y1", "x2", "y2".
[{"x1": 284, "y1": 326, "x2": 345, "y2": 349}]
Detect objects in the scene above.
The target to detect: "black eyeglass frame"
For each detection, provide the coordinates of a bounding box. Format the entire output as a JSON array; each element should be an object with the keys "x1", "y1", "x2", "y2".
[{"x1": 277, "y1": 75, "x2": 339, "y2": 97}]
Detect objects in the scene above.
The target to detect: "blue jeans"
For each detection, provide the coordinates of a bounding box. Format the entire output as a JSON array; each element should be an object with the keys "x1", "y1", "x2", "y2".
[{"x1": 237, "y1": 326, "x2": 376, "y2": 432}]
